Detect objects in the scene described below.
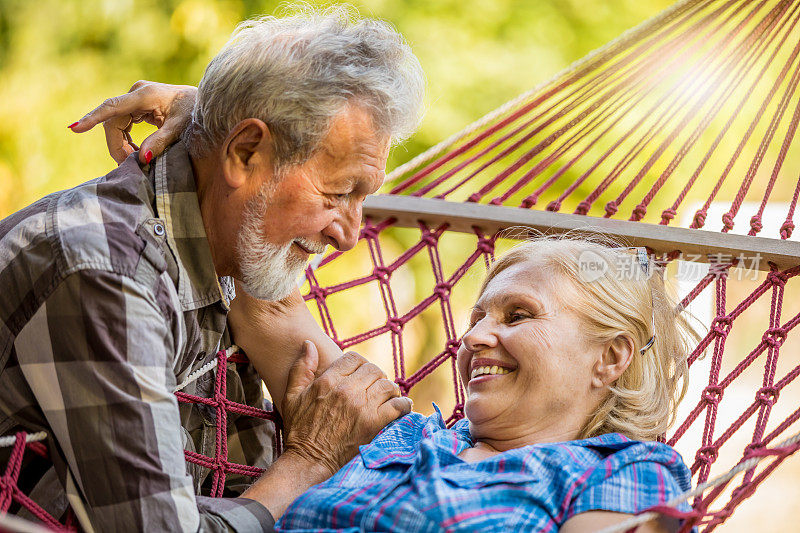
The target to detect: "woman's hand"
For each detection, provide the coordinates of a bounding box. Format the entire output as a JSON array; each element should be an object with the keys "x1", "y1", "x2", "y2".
[{"x1": 69, "y1": 81, "x2": 197, "y2": 165}]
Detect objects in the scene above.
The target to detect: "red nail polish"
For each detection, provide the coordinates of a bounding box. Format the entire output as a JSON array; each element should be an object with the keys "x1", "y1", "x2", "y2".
[
  {"x1": 144, "y1": 150, "x2": 153, "y2": 164},
  {"x1": 68, "y1": 122, "x2": 79, "y2": 129}
]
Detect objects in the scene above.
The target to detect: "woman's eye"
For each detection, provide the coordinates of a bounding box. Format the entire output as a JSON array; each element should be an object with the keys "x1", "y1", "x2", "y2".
[{"x1": 507, "y1": 311, "x2": 530, "y2": 323}]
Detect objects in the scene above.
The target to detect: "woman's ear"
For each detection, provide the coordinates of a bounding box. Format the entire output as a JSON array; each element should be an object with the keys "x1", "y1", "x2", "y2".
[
  {"x1": 221, "y1": 118, "x2": 275, "y2": 189},
  {"x1": 592, "y1": 334, "x2": 635, "y2": 388}
]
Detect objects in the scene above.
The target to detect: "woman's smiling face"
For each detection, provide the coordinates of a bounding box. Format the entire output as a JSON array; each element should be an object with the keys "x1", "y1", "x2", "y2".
[{"x1": 456, "y1": 258, "x2": 607, "y2": 444}]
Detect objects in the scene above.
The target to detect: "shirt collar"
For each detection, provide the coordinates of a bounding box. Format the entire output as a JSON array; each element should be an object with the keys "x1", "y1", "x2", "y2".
[
  {"x1": 360, "y1": 405, "x2": 472, "y2": 469},
  {"x1": 152, "y1": 141, "x2": 233, "y2": 311}
]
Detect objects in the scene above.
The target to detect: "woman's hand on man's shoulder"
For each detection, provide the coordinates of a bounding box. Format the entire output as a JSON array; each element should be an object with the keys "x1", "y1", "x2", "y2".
[{"x1": 69, "y1": 80, "x2": 197, "y2": 165}]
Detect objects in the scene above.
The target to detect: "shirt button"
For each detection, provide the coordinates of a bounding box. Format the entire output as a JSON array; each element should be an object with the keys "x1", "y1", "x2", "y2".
[{"x1": 153, "y1": 222, "x2": 165, "y2": 236}]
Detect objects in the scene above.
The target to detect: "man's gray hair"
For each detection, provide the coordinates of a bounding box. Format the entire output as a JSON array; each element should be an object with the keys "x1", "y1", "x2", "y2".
[{"x1": 188, "y1": 4, "x2": 425, "y2": 166}]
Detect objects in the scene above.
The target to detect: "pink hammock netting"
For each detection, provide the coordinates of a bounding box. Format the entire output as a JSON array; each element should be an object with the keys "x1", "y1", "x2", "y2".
[{"x1": 4, "y1": 0, "x2": 800, "y2": 531}]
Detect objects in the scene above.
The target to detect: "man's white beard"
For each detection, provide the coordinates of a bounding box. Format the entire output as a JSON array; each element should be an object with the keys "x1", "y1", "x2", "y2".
[{"x1": 236, "y1": 186, "x2": 308, "y2": 301}]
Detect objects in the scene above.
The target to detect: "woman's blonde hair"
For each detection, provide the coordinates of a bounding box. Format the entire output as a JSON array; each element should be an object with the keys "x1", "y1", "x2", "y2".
[{"x1": 480, "y1": 234, "x2": 699, "y2": 441}]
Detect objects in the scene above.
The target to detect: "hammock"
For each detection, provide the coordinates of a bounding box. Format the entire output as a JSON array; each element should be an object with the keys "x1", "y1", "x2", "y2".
[{"x1": 4, "y1": 0, "x2": 800, "y2": 530}]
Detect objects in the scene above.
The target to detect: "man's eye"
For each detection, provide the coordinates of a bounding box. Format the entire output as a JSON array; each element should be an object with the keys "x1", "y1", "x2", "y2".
[{"x1": 467, "y1": 314, "x2": 483, "y2": 328}]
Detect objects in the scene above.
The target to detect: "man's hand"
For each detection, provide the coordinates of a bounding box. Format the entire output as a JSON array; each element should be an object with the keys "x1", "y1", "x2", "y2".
[
  {"x1": 281, "y1": 341, "x2": 412, "y2": 478},
  {"x1": 69, "y1": 81, "x2": 197, "y2": 164}
]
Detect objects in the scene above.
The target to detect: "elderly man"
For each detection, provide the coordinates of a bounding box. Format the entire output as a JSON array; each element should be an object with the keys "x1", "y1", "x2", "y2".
[{"x1": 0, "y1": 7, "x2": 424, "y2": 532}]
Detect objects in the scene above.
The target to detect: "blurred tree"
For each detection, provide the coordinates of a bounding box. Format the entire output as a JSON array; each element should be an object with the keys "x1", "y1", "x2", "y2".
[{"x1": 0, "y1": 0, "x2": 672, "y2": 215}]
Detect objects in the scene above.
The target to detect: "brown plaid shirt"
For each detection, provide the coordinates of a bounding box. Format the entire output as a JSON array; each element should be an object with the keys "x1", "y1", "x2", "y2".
[{"x1": 0, "y1": 141, "x2": 275, "y2": 532}]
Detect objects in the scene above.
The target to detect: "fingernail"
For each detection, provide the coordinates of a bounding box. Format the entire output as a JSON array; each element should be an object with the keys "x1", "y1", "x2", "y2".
[
  {"x1": 144, "y1": 150, "x2": 153, "y2": 164},
  {"x1": 67, "y1": 122, "x2": 79, "y2": 129}
]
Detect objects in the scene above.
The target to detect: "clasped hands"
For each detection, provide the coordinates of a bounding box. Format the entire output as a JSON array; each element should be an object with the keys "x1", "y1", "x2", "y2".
[{"x1": 230, "y1": 286, "x2": 413, "y2": 482}]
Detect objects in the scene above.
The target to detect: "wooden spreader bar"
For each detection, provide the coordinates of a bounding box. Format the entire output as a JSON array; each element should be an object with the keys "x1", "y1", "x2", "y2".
[{"x1": 363, "y1": 195, "x2": 800, "y2": 271}]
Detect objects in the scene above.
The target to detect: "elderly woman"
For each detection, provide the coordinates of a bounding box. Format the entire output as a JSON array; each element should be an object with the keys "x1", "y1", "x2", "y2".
[{"x1": 228, "y1": 237, "x2": 697, "y2": 532}]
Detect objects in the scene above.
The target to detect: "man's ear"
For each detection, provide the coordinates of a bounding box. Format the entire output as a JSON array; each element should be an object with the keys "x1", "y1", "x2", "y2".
[
  {"x1": 221, "y1": 118, "x2": 275, "y2": 189},
  {"x1": 592, "y1": 334, "x2": 635, "y2": 389}
]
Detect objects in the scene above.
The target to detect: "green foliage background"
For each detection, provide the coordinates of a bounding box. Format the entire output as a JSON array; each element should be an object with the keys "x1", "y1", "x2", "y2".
[
  {"x1": 0, "y1": 0, "x2": 670, "y2": 390},
  {"x1": 0, "y1": 0, "x2": 672, "y2": 215}
]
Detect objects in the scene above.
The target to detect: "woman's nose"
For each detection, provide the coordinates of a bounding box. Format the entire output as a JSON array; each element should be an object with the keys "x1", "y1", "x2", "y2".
[{"x1": 462, "y1": 317, "x2": 499, "y2": 351}]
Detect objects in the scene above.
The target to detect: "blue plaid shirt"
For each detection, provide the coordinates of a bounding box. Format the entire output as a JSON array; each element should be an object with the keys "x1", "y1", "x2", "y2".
[{"x1": 278, "y1": 407, "x2": 693, "y2": 532}]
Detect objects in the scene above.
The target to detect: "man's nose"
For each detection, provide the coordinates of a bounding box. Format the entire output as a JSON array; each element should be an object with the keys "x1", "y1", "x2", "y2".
[{"x1": 323, "y1": 201, "x2": 362, "y2": 251}]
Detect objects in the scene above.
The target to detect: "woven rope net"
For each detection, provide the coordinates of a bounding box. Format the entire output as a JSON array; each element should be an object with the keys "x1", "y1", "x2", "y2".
[{"x1": 4, "y1": 0, "x2": 800, "y2": 530}]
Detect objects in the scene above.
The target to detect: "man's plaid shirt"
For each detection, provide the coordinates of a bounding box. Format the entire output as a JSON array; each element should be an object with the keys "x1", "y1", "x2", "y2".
[{"x1": 0, "y1": 141, "x2": 276, "y2": 531}]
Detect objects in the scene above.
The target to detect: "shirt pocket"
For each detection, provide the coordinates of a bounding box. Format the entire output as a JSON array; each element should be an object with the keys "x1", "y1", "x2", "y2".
[
  {"x1": 180, "y1": 425, "x2": 205, "y2": 492},
  {"x1": 438, "y1": 467, "x2": 540, "y2": 488}
]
